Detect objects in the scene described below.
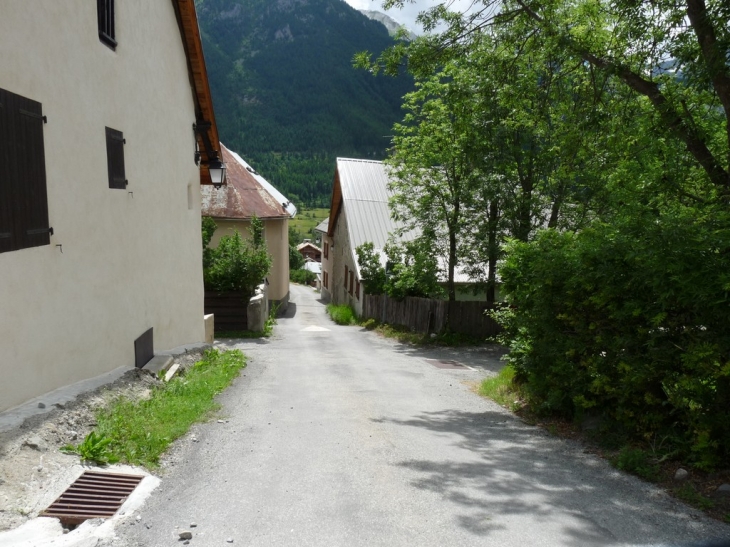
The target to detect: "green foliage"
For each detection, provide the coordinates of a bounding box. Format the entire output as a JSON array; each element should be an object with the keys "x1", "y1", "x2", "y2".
[
  {"x1": 355, "y1": 240, "x2": 444, "y2": 299},
  {"x1": 289, "y1": 208, "x2": 329, "y2": 243},
  {"x1": 362, "y1": 0, "x2": 730, "y2": 468},
  {"x1": 498, "y1": 212, "x2": 730, "y2": 468},
  {"x1": 289, "y1": 245, "x2": 305, "y2": 271},
  {"x1": 250, "y1": 215, "x2": 265, "y2": 248},
  {"x1": 326, "y1": 304, "x2": 357, "y2": 325},
  {"x1": 675, "y1": 483, "x2": 716, "y2": 511},
  {"x1": 203, "y1": 218, "x2": 272, "y2": 298},
  {"x1": 611, "y1": 447, "x2": 661, "y2": 483},
  {"x1": 290, "y1": 269, "x2": 316, "y2": 285},
  {"x1": 355, "y1": 242, "x2": 387, "y2": 295},
  {"x1": 61, "y1": 431, "x2": 119, "y2": 466},
  {"x1": 94, "y1": 349, "x2": 246, "y2": 468},
  {"x1": 202, "y1": 216, "x2": 217, "y2": 271},
  {"x1": 263, "y1": 304, "x2": 279, "y2": 337},
  {"x1": 479, "y1": 366, "x2": 522, "y2": 411}
]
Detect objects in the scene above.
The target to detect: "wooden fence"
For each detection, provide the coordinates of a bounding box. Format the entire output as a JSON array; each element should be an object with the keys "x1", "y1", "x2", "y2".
[
  {"x1": 204, "y1": 291, "x2": 248, "y2": 332},
  {"x1": 362, "y1": 295, "x2": 502, "y2": 338}
]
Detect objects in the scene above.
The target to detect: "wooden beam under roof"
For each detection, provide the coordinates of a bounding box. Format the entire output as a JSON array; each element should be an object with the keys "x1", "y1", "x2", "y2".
[{"x1": 172, "y1": 0, "x2": 220, "y2": 185}]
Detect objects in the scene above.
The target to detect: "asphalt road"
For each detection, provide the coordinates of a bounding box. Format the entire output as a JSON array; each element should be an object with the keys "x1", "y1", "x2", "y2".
[{"x1": 114, "y1": 284, "x2": 730, "y2": 547}]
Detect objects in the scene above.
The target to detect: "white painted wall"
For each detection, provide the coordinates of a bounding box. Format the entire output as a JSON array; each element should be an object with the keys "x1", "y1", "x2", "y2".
[
  {"x1": 0, "y1": 1, "x2": 205, "y2": 411},
  {"x1": 329, "y1": 208, "x2": 364, "y2": 316}
]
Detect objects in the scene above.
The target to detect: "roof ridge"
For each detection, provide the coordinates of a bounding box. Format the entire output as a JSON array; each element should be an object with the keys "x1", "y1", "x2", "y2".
[{"x1": 337, "y1": 157, "x2": 384, "y2": 165}]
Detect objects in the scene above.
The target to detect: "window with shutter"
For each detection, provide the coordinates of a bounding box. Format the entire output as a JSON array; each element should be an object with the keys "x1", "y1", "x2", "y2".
[
  {"x1": 97, "y1": 0, "x2": 116, "y2": 49},
  {"x1": 0, "y1": 87, "x2": 51, "y2": 254},
  {"x1": 105, "y1": 127, "x2": 126, "y2": 189}
]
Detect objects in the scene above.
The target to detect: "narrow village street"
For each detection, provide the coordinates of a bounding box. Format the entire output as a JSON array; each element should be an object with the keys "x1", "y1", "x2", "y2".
[{"x1": 114, "y1": 284, "x2": 730, "y2": 547}]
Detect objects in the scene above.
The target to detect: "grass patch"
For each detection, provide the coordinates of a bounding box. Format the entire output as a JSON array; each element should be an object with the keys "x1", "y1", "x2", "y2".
[
  {"x1": 289, "y1": 207, "x2": 329, "y2": 242},
  {"x1": 478, "y1": 366, "x2": 522, "y2": 411},
  {"x1": 610, "y1": 446, "x2": 661, "y2": 482},
  {"x1": 93, "y1": 349, "x2": 246, "y2": 468},
  {"x1": 326, "y1": 304, "x2": 357, "y2": 325},
  {"x1": 675, "y1": 483, "x2": 715, "y2": 511}
]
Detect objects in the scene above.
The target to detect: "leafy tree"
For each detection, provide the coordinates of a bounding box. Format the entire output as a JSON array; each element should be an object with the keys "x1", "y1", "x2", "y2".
[
  {"x1": 387, "y1": 64, "x2": 484, "y2": 301},
  {"x1": 355, "y1": 242, "x2": 387, "y2": 296},
  {"x1": 359, "y1": 0, "x2": 730, "y2": 463},
  {"x1": 289, "y1": 244, "x2": 305, "y2": 271},
  {"x1": 384, "y1": 239, "x2": 445, "y2": 300},
  {"x1": 355, "y1": 240, "x2": 444, "y2": 299}
]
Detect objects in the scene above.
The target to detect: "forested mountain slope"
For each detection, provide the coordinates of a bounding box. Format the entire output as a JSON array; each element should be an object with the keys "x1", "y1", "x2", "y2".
[{"x1": 196, "y1": 0, "x2": 412, "y2": 207}]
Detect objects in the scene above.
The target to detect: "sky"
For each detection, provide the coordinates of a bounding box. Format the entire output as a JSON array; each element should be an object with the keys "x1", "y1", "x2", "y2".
[{"x1": 342, "y1": 0, "x2": 477, "y2": 35}]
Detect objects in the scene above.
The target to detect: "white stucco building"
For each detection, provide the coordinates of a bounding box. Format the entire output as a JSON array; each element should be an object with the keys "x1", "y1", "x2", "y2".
[{"x1": 0, "y1": 0, "x2": 222, "y2": 412}]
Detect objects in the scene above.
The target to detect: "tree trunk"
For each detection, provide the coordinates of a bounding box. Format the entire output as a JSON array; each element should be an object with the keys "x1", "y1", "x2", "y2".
[{"x1": 486, "y1": 199, "x2": 499, "y2": 303}]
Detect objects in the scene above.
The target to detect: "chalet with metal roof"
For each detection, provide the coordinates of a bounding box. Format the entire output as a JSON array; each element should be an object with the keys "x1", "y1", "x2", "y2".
[{"x1": 322, "y1": 159, "x2": 487, "y2": 315}]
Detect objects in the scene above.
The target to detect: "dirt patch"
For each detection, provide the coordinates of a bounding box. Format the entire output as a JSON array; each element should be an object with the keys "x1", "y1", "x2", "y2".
[{"x1": 0, "y1": 350, "x2": 204, "y2": 533}]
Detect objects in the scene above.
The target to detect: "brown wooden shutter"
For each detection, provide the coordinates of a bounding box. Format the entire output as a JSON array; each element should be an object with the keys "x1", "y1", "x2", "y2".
[
  {"x1": 15, "y1": 93, "x2": 50, "y2": 250},
  {"x1": 97, "y1": 0, "x2": 116, "y2": 49},
  {"x1": 105, "y1": 127, "x2": 126, "y2": 189},
  {"x1": 0, "y1": 88, "x2": 50, "y2": 253},
  {"x1": 0, "y1": 89, "x2": 13, "y2": 253}
]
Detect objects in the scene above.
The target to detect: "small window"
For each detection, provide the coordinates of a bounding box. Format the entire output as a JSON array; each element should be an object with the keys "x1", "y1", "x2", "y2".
[
  {"x1": 349, "y1": 271, "x2": 354, "y2": 295},
  {"x1": 98, "y1": 0, "x2": 117, "y2": 49},
  {"x1": 324, "y1": 242, "x2": 329, "y2": 259},
  {"x1": 344, "y1": 265, "x2": 348, "y2": 288},
  {"x1": 105, "y1": 127, "x2": 126, "y2": 189},
  {"x1": 355, "y1": 280, "x2": 360, "y2": 300},
  {"x1": 0, "y1": 87, "x2": 51, "y2": 254}
]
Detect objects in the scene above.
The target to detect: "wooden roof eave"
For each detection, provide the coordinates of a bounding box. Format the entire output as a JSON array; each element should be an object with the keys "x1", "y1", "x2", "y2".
[
  {"x1": 172, "y1": 0, "x2": 220, "y2": 186},
  {"x1": 327, "y1": 169, "x2": 342, "y2": 237}
]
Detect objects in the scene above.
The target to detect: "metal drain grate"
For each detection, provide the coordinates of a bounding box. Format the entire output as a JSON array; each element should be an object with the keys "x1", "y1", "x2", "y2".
[
  {"x1": 425, "y1": 359, "x2": 473, "y2": 370},
  {"x1": 41, "y1": 471, "x2": 144, "y2": 525}
]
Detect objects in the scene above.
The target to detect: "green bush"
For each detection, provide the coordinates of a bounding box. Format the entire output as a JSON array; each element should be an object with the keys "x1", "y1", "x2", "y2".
[
  {"x1": 290, "y1": 269, "x2": 316, "y2": 285},
  {"x1": 498, "y1": 211, "x2": 730, "y2": 469},
  {"x1": 326, "y1": 304, "x2": 356, "y2": 325},
  {"x1": 203, "y1": 216, "x2": 272, "y2": 298},
  {"x1": 611, "y1": 447, "x2": 660, "y2": 482}
]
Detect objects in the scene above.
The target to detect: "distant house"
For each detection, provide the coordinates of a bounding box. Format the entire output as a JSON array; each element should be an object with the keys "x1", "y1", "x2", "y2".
[
  {"x1": 297, "y1": 241, "x2": 322, "y2": 262},
  {"x1": 201, "y1": 143, "x2": 297, "y2": 311},
  {"x1": 321, "y1": 159, "x2": 489, "y2": 316},
  {"x1": 0, "y1": 1, "x2": 222, "y2": 412}
]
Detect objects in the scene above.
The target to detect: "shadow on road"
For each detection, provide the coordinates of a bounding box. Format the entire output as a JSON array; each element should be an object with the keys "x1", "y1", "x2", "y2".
[
  {"x1": 372, "y1": 408, "x2": 729, "y2": 546},
  {"x1": 279, "y1": 302, "x2": 297, "y2": 319},
  {"x1": 365, "y1": 335, "x2": 508, "y2": 375}
]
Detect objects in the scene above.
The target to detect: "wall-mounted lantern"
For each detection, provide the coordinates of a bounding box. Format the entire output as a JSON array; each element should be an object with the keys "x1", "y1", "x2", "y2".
[{"x1": 208, "y1": 159, "x2": 227, "y2": 189}]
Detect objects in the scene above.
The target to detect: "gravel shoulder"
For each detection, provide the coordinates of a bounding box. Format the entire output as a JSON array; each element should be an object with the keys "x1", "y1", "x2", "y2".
[{"x1": 0, "y1": 350, "x2": 204, "y2": 534}]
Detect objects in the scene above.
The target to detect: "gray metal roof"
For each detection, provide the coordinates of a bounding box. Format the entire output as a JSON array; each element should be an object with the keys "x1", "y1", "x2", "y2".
[
  {"x1": 336, "y1": 158, "x2": 414, "y2": 252},
  {"x1": 314, "y1": 218, "x2": 329, "y2": 234},
  {"x1": 336, "y1": 158, "x2": 480, "y2": 284}
]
